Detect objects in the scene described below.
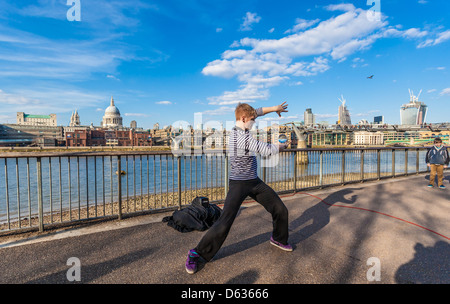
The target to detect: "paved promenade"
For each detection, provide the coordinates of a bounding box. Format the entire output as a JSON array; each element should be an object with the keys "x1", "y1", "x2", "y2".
[{"x1": 0, "y1": 173, "x2": 448, "y2": 285}]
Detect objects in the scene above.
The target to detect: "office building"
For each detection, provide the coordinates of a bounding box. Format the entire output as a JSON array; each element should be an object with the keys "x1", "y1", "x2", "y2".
[
  {"x1": 16, "y1": 112, "x2": 57, "y2": 126},
  {"x1": 338, "y1": 95, "x2": 352, "y2": 125},
  {"x1": 400, "y1": 89, "x2": 428, "y2": 125},
  {"x1": 304, "y1": 108, "x2": 315, "y2": 126},
  {"x1": 373, "y1": 116, "x2": 384, "y2": 124},
  {"x1": 354, "y1": 131, "x2": 384, "y2": 145}
]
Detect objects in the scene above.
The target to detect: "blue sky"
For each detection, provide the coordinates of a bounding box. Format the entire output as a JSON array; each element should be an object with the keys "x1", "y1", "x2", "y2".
[{"x1": 0, "y1": 0, "x2": 449, "y2": 129}]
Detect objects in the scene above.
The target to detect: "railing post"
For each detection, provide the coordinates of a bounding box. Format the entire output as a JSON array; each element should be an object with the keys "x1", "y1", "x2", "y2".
[
  {"x1": 341, "y1": 150, "x2": 345, "y2": 185},
  {"x1": 177, "y1": 156, "x2": 182, "y2": 210},
  {"x1": 404, "y1": 149, "x2": 408, "y2": 175},
  {"x1": 360, "y1": 149, "x2": 364, "y2": 182},
  {"x1": 377, "y1": 149, "x2": 381, "y2": 180},
  {"x1": 262, "y1": 164, "x2": 267, "y2": 182},
  {"x1": 224, "y1": 155, "x2": 229, "y2": 196},
  {"x1": 319, "y1": 150, "x2": 323, "y2": 187},
  {"x1": 293, "y1": 151, "x2": 297, "y2": 192},
  {"x1": 86, "y1": 156, "x2": 89, "y2": 218},
  {"x1": 4, "y1": 158, "x2": 10, "y2": 230},
  {"x1": 117, "y1": 156, "x2": 122, "y2": 220},
  {"x1": 37, "y1": 157, "x2": 44, "y2": 232},
  {"x1": 416, "y1": 148, "x2": 419, "y2": 174},
  {"x1": 392, "y1": 149, "x2": 395, "y2": 177}
]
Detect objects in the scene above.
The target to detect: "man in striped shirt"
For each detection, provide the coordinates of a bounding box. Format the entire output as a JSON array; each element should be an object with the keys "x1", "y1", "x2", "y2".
[{"x1": 186, "y1": 102, "x2": 293, "y2": 274}]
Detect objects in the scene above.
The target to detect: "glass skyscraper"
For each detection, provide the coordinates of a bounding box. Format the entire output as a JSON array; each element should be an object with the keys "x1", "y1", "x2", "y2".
[{"x1": 400, "y1": 90, "x2": 428, "y2": 125}]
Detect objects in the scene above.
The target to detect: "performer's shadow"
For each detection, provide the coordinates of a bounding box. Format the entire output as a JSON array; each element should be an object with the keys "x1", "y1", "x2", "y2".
[{"x1": 288, "y1": 188, "x2": 359, "y2": 246}]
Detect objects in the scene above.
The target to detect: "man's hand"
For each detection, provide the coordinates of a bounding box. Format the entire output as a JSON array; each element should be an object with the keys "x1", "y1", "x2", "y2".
[
  {"x1": 262, "y1": 101, "x2": 289, "y2": 116},
  {"x1": 275, "y1": 101, "x2": 288, "y2": 117},
  {"x1": 427, "y1": 163, "x2": 431, "y2": 167}
]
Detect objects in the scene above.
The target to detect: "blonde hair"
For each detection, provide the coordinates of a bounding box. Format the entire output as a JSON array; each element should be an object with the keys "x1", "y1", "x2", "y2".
[{"x1": 235, "y1": 103, "x2": 257, "y2": 121}]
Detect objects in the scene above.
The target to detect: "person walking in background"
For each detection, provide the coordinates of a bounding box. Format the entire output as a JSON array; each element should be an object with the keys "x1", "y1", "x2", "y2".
[{"x1": 426, "y1": 137, "x2": 449, "y2": 189}]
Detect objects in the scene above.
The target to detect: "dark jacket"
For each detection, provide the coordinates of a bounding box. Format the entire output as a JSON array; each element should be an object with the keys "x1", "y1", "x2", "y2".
[
  {"x1": 425, "y1": 145, "x2": 449, "y2": 165},
  {"x1": 162, "y1": 197, "x2": 223, "y2": 233}
]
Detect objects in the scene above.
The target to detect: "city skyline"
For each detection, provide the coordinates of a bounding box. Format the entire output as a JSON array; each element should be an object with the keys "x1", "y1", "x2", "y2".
[{"x1": 0, "y1": 1, "x2": 450, "y2": 129}]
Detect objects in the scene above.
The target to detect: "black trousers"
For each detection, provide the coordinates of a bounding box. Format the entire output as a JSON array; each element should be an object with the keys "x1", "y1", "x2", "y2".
[{"x1": 195, "y1": 178, "x2": 289, "y2": 262}]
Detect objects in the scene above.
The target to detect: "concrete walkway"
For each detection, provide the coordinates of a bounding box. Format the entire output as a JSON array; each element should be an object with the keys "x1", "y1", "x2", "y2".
[{"x1": 0, "y1": 173, "x2": 449, "y2": 285}]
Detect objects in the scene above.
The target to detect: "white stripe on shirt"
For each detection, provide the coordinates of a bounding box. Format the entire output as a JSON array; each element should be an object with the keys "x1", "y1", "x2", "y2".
[{"x1": 227, "y1": 108, "x2": 278, "y2": 180}]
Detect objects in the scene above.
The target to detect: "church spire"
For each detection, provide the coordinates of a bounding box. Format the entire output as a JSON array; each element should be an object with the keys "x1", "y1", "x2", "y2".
[{"x1": 110, "y1": 96, "x2": 114, "y2": 107}]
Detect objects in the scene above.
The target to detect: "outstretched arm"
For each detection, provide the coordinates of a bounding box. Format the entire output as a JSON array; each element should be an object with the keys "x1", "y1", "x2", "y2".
[
  {"x1": 235, "y1": 132, "x2": 279, "y2": 156},
  {"x1": 261, "y1": 101, "x2": 288, "y2": 117}
]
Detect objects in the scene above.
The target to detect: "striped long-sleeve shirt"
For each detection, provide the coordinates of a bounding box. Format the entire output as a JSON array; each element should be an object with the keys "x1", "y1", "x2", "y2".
[{"x1": 228, "y1": 108, "x2": 279, "y2": 180}]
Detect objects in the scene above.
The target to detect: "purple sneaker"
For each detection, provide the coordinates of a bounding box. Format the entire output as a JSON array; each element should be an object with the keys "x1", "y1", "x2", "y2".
[
  {"x1": 270, "y1": 236, "x2": 293, "y2": 252},
  {"x1": 185, "y1": 249, "x2": 200, "y2": 274}
]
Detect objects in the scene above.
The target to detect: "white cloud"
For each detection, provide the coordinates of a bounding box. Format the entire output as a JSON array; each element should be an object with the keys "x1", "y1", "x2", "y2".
[
  {"x1": 0, "y1": 1, "x2": 167, "y2": 83},
  {"x1": 0, "y1": 87, "x2": 105, "y2": 118},
  {"x1": 315, "y1": 113, "x2": 338, "y2": 119},
  {"x1": 0, "y1": 89, "x2": 35, "y2": 106},
  {"x1": 124, "y1": 113, "x2": 150, "y2": 117},
  {"x1": 380, "y1": 26, "x2": 450, "y2": 49},
  {"x1": 203, "y1": 7, "x2": 386, "y2": 106},
  {"x1": 107, "y1": 75, "x2": 120, "y2": 81},
  {"x1": 239, "y1": 12, "x2": 261, "y2": 31},
  {"x1": 353, "y1": 110, "x2": 380, "y2": 117},
  {"x1": 203, "y1": 4, "x2": 449, "y2": 111},
  {"x1": 433, "y1": 30, "x2": 450, "y2": 45},
  {"x1": 351, "y1": 57, "x2": 368, "y2": 68},
  {"x1": 402, "y1": 28, "x2": 428, "y2": 39},
  {"x1": 284, "y1": 18, "x2": 320, "y2": 34},
  {"x1": 199, "y1": 106, "x2": 235, "y2": 116},
  {"x1": 324, "y1": 3, "x2": 356, "y2": 12},
  {"x1": 155, "y1": 101, "x2": 172, "y2": 105},
  {"x1": 239, "y1": 9, "x2": 387, "y2": 59},
  {"x1": 439, "y1": 88, "x2": 450, "y2": 96},
  {"x1": 0, "y1": 24, "x2": 134, "y2": 80},
  {"x1": 16, "y1": 0, "x2": 156, "y2": 30},
  {"x1": 207, "y1": 83, "x2": 270, "y2": 105},
  {"x1": 259, "y1": 115, "x2": 298, "y2": 121},
  {"x1": 230, "y1": 40, "x2": 241, "y2": 48},
  {"x1": 417, "y1": 30, "x2": 450, "y2": 48}
]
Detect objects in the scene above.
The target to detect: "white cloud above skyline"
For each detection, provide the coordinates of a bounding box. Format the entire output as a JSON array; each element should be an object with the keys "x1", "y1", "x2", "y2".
[
  {"x1": 440, "y1": 88, "x2": 450, "y2": 96},
  {"x1": 202, "y1": 4, "x2": 450, "y2": 112},
  {"x1": 239, "y1": 12, "x2": 261, "y2": 31}
]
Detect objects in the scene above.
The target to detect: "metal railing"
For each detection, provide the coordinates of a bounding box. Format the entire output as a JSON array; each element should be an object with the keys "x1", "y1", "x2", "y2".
[{"x1": 0, "y1": 147, "x2": 436, "y2": 234}]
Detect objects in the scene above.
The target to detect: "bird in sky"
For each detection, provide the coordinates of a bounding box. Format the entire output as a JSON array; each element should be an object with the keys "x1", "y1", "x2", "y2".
[{"x1": 367, "y1": 75, "x2": 374, "y2": 79}]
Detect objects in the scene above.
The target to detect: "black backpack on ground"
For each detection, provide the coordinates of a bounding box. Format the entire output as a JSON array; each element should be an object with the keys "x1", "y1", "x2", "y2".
[{"x1": 162, "y1": 197, "x2": 223, "y2": 233}]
